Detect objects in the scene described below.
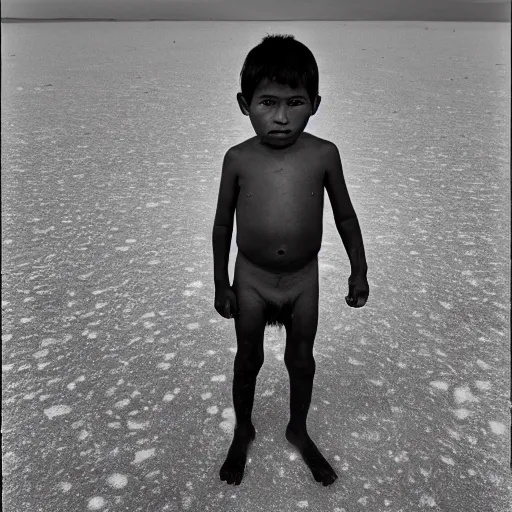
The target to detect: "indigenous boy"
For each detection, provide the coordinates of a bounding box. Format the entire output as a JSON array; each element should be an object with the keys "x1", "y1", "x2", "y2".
[{"x1": 212, "y1": 35, "x2": 369, "y2": 486}]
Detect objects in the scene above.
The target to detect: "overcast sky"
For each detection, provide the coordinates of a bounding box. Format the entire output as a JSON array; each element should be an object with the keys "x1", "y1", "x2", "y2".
[{"x1": 1, "y1": 0, "x2": 510, "y2": 21}]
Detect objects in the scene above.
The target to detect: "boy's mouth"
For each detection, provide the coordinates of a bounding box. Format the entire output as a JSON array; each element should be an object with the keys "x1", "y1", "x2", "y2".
[{"x1": 268, "y1": 130, "x2": 291, "y2": 135}]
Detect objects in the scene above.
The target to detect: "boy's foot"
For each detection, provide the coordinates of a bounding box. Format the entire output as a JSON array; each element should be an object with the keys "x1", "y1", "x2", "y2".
[
  {"x1": 286, "y1": 423, "x2": 338, "y2": 486},
  {"x1": 219, "y1": 423, "x2": 256, "y2": 485}
]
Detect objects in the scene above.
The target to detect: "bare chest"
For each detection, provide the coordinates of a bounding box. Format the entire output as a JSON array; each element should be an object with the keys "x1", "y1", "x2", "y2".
[{"x1": 237, "y1": 162, "x2": 325, "y2": 206}]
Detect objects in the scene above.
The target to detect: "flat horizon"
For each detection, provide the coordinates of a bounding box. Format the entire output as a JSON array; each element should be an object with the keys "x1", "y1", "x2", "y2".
[
  {"x1": 2, "y1": 17, "x2": 510, "y2": 22},
  {"x1": 2, "y1": 0, "x2": 510, "y2": 23}
]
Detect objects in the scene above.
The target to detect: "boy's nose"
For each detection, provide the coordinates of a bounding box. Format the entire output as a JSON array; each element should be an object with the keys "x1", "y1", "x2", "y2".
[{"x1": 274, "y1": 105, "x2": 289, "y2": 124}]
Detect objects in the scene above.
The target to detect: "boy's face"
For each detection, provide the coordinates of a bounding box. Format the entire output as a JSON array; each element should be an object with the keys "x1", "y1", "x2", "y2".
[{"x1": 237, "y1": 79, "x2": 321, "y2": 149}]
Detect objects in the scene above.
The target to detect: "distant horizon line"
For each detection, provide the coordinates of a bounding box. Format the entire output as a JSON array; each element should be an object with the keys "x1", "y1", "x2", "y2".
[{"x1": 2, "y1": 17, "x2": 510, "y2": 23}]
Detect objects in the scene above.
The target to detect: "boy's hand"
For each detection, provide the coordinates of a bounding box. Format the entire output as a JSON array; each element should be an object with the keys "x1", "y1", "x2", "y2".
[
  {"x1": 345, "y1": 275, "x2": 369, "y2": 308},
  {"x1": 214, "y1": 286, "x2": 240, "y2": 319}
]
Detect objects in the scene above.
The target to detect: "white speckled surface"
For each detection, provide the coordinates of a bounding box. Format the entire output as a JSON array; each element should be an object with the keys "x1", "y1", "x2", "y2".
[{"x1": 2, "y1": 20, "x2": 511, "y2": 512}]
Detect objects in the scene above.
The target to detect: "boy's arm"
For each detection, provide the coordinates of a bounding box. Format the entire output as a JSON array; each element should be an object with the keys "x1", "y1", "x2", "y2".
[
  {"x1": 212, "y1": 148, "x2": 240, "y2": 289},
  {"x1": 324, "y1": 143, "x2": 368, "y2": 278}
]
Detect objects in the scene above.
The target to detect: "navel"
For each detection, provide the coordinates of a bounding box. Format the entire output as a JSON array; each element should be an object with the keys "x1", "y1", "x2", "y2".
[{"x1": 277, "y1": 249, "x2": 285, "y2": 256}]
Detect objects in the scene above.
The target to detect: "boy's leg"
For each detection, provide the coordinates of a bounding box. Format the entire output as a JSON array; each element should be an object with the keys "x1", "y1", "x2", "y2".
[
  {"x1": 283, "y1": 283, "x2": 338, "y2": 486},
  {"x1": 220, "y1": 285, "x2": 266, "y2": 485},
  {"x1": 232, "y1": 296, "x2": 266, "y2": 429},
  {"x1": 283, "y1": 286, "x2": 318, "y2": 434}
]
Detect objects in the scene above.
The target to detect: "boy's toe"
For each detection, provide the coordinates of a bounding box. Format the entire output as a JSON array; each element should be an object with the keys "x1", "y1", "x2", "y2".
[
  {"x1": 220, "y1": 465, "x2": 244, "y2": 485},
  {"x1": 317, "y1": 465, "x2": 338, "y2": 486},
  {"x1": 319, "y1": 473, "x2": 336, "y2": 486},
  {"x1": 324, "y1": 471, "x2": 338, "y2": 486}
]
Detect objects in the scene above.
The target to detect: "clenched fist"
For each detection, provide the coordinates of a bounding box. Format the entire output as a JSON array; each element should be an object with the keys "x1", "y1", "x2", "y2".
[
  {"x1": 345, "y1": 274, "x2": 369, "y2": 308},
  {"x1": 214, "y1": 286, "x2": 240, "y2": 319}
]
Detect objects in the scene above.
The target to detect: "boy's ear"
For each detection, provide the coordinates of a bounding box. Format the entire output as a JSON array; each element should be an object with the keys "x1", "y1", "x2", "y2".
[
  {"x1": 311, "y1": 95, "x2": 321, "y2": 115},
  {"x1": 237, "y1": 93, "x2": 250, "y2": 116}
]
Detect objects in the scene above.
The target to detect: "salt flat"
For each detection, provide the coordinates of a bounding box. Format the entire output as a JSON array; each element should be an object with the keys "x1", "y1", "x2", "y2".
[{"x1": 1, "y1": 20, "x2": 510, "y2": 512}]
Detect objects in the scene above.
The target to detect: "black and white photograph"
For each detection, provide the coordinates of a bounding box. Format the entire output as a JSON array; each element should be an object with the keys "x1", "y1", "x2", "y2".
[{"x1": 2, "y1": 1, "x2": 511, "y2": 511}]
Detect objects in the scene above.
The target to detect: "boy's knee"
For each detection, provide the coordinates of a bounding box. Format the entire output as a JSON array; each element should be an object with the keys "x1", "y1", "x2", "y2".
[
  {"x1": 284, "y1": 354, "x2": 315, "y2": 376},
  {"x1": 234, "y1": 350, "x2": 264, "y2": 376}
]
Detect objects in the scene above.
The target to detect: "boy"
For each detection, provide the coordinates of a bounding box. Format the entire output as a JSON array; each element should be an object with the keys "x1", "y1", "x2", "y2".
[{"x1": 212, "y1": 34, "x2": 369, "y2": 486}]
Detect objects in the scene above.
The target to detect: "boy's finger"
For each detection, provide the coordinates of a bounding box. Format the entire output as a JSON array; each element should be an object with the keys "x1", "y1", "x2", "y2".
[{"x1": 229, "y1": 295, "x2": 239, "y2": 318}]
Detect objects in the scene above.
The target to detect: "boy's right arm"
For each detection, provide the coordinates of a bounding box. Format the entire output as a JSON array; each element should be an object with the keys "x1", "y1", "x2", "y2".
[{"x1": 212, "y1": 148, "x2": 239, "y2": 290}]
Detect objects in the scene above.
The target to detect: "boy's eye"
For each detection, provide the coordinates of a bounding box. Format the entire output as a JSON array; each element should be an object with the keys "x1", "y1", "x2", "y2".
[{"x1": 260, "y1": 100, "x2": 304, "y2": 106}]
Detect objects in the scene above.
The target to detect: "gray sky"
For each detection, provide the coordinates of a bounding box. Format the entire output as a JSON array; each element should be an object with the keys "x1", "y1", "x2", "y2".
[{"x1": 1, "y1": 0, "x2": 510, "y2": 21}]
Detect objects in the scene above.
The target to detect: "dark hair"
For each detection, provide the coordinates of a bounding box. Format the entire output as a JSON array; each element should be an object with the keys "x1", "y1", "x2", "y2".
[{"x1": 240, "y1": 34, "x2": 319, "y2": 106}]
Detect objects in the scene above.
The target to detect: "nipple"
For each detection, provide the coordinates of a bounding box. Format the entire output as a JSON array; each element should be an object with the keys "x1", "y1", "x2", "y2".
[
  {"x1": 246, "y1": 192, "x2": 252, "y2": 197},
  {"x1": 311, "y1": 192, "x2": 314, "y2": 196}
]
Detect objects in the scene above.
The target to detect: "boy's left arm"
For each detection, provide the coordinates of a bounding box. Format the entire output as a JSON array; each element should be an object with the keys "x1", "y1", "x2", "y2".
[{"x1": 323, "y1": 143, "x2": 369, "y2": 308}]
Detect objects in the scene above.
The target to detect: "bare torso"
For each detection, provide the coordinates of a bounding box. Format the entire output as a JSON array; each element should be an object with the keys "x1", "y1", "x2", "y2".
[{"x1": 234, "y1": 132, "x2": 326, "y2": 273}]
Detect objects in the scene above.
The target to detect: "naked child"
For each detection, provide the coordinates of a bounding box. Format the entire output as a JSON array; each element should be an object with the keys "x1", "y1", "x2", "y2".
[{"x1": 212, "y1": 34, "x2": 370, "y2": 486}]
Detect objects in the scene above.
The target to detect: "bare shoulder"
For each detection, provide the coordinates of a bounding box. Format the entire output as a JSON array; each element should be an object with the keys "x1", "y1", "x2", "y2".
[
  {"x1": 300, "y1": 133, "x2": 340, "y2": 169},
  {"x1": 301, "y1": 132, "x2": 337, "y2": 155},
  {"x1": 221, "y1": 138, "x2": 261, "y2": 180},
  {"x1": 228, "y1": 137, "x2": 259, "y2": 158},
  {"x1": 221, "y1": 140, "x2": 252, "y2": 175}
]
